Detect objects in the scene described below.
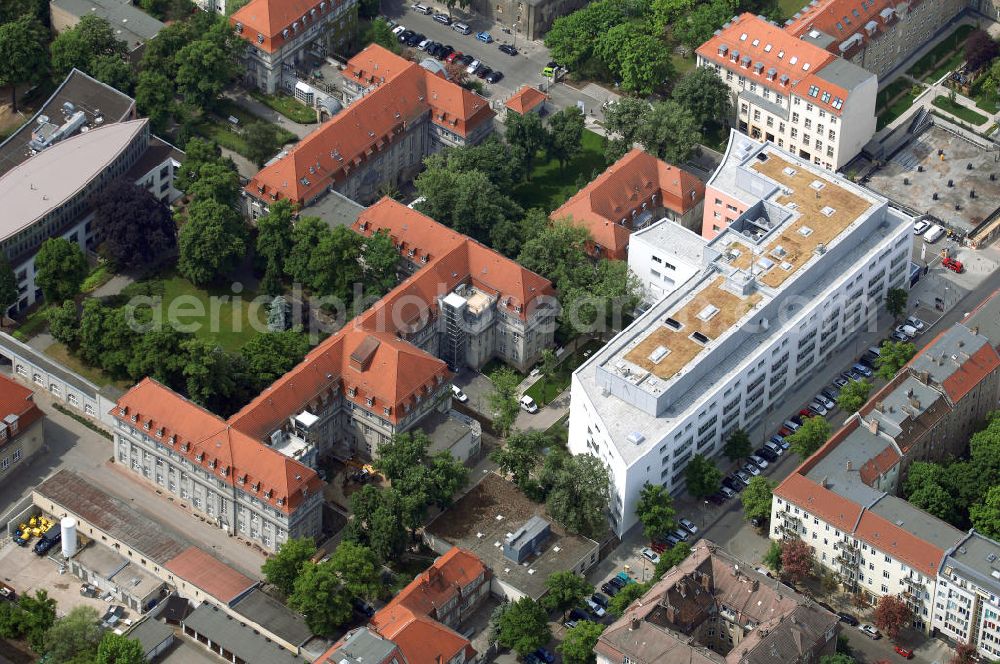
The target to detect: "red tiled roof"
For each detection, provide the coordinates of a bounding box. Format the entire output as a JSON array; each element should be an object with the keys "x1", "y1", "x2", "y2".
[
  {"x1": 859, "y1": 445, "x2": 901, "y2": 486},
  {"x1": 388, "y1": 548, "x2": 487, "y2": 617},
  {"x1": 165, "y1": 546, "x2": 257, "y2": 604},
  {"x1": 853, "y1": 510, "x2": 944, "y2": 578},
  {"x1": 785, "y1": 0, "x2": 901, "y2": 57},
  {"x1": 113, "y1": 378, "x2": 323, "y2": 515},
  {"x1": 0, "y1": 374, "x2": 42, "y2": 445},
  {"x1": 247, "y1": 46, "x2": 493, "y2": 205},
  {"x1": 372, "y1": 607, "x2": 473, "y2": 664},
  {"x1": 550, "y1": 148, "x2": 705, "y2": 259},
  {"x1": 505, "y1": 85, "x2": 547, "y2": 115},
  {"x1": 231, "y1": 0, "x2": 336, "y2": 55},
  {"x1": 942, "y1": 343, "x2": 1000, "y2": 402},
  {"x1": 696, "y1": 13, "x2": 849, "y2": 116},
  {"x1": 774, "y1": 472, "x2": 863, "y2": 534}
]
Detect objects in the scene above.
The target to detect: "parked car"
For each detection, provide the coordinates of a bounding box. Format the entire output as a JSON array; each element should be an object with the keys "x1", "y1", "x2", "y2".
[
  {"x1": 943, "y1": 256, "x2": 964, "y2": 273},
  {"x1": 894, "y1": 646, "x2": 913, "y2": 659},
  {"x1": 519, "y1": 395, "x2": 538, "y2": 413},
  {"x1": 678, "y1": 518, "x2": 698, "y2": 534},
  {"x1": 476, "y1": 66, "x2": 492, "y2": 79},
  {"x1": 33, "y1": 529, "x2": 60, "y2": 556},
  {"x1": 397, "y1": 29, "x2": 414, "y2": 42},
  {"x1": 0, "y1": 583, "x2": 14, "y2": 601},
  {"x1": 475, "y1": 31, "x2": 493, "y2": 43},
  {"x1": 923, "y1": 224, "x2": 945, "y2": 243},
  {"x1": 569, "y1": 608, "x2": 590, "y2": 622},
  {"x1": 832, "y1": 376, "x2": 850, "y2": 389},
  {"x1": 782, "y1": 419, "x2": 801, "y2": 432},
  {"x1": 836, "y1": 611, "x2": 859, "y2": 626},
  {"x1": 591, "y1": 592, "x2": 609, "y2": 608},
  {"x1": 485, "y1": 70, "x2": 503, "y2": 83},
  {"x1": 457, "y1": 54, "x2": 474, "y2": 66},
  {"x1": 672, "y1": 528, "x2": 689, "y2": 542},
  {"x1": 722, "y1": 475, "x2": 744, "y2": 491},
  {"x1": 890, "y1": 329, "x2": 910, "y2": 342},
  {"x1": 498, "y1": 43, "x2": 518, "y2": 55},
  {"x1": 734, "y1": 469, "x2": 753, "y2": 485},
  {"x1": 534, "y1": 647, "x2": 556, "y2": 664},
  {"x1": 407, "y1": 32, "x2": 425, "y2": 46},
  {"x1": 814, "y1": 393, "x2": 835, "y2": 410},
  {"x1": 748, "y1": 454, "x2": 769, "y2": 469},
  {"x1": 846, "y1": 368, "x2": 865, "y2": 381},
  {"x1": 894, "y1": 324, "x2": 918, "y2": 339},
  {"x1": 756, "y1": 446, "x2": 778, "y2": 463},
  {"x1": 564, "y1": 619, "x2": 577, "y2": 629},
  {"x1": 641, "y1": 547, "x2": 660, "y2": 564},
  {"x1": 859, "y1": 623, "x2": 881, "y2": 639},
  {"x1": 763, "y1": 441, "x2": 783, "y2": 457},
  {"x1": 451, "y1": 385, "x2": 468, "y2": 402},
  {"x1": 808, "y1": 401, "x2": 828, "y2": 416},
  {"x1": 412, "y1": 2, "x2": 432, "y2": 12},
  {"x1": 391, "y1": 24, "x2": 406, "y2": 35},
  {"x1": 601, "y1": 581, "x2": 620, "y2": 596},
  {"x1": 913, "y1": 219, "x2": 930, "y2": 235},
  {"x1": 585, "y1": 598, "x2": 607, "y2": 618},
  {"x1": 101, "y1": 605, "x2": 125, "y2": 627},
  {"x1": 707, "y1": 492, "x2": 726, "y2": 505},
  {"x1": 821, "y1": 386, "x2": 840, "y2": 402},
  {"x1": 433, "y1": 12, "x2": 451, "y2": 24},
  {"x1": 79, "y1": 584, "x2": 97, "y2": 598},
  {"x1": 719, "y1": 485, "x2": 737, "y2": 498},
  {"x1": 437, "y1": 45, "x2": 454, "y2": 60},
  {"x1": 742, "y1": 463, "x2": 761, "y2": 477},
  {"x1": 664, "y1": 533, "x2": 680, "y2": 546},
  {"x1": 352, "y1": 598, "x2": 375, "y2": 617},
  {"x1": 778, "y1": 425, "x2": 794, "y2": 437},
  {"x1": 465, "y1": 59, "x2": 482, "y2": 74}
]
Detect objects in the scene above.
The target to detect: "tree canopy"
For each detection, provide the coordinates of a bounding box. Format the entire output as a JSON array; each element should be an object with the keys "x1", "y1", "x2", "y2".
[
  {"x1": 95, "y1": 632, "x2": 148, "y2": 664},
  {"x1": 244, "y1": 121, "x2": 285, "y2": 166},
  {"x1": 741, "y1": 476, "x2": 775, "y2": 522},
  {"x1": 779, "y1": 538, "x2": 813, "y2": 585},
  {"x1": 178, "y1": 198, "x2": 247, "y2": 285},
  {"x1": 35, "y1": 238, "x2": 88, "y2": 304},
  {"x1": 560, "y1": 620, "x2": 605, "y2": 664},
  {"x1": 671, "y1": 66, "x2": 733, "y2": 127},
  {"x1": 495, "y1": 598, "x2": 552, "y2": 656},
  {"x1": 872, "y1": 594, "x2": 912, "y2": 641},
  {"x1": 287, "y1": 560, "x2": 354, "y2": 636},
  {"x1": 786, "y1": 416, "x2": 831, "y2": 459},
  {"x1": 542, "y1": 452, "x2": 610, "y2": 538},
  {"x1": 875, "y1": 341, "x2": 916, "y2": 381},
  {"x1": 0, "y1": 15, "x2": 48, "y2": 112},
  {"x1": 547, "y1": 106, "x2": 586, "y2": 171},
  {"x1": 543, "y1": 571, "x2": 594, "y2": 614},
  {"x1": 43, "y1": 606, "x2": 103, "y2": 664},
  {"x1": 91, "y1": 179, "x2": 177, "y2": 273},
  {"x1": 685, "y1": 454, "x2": 721, "y2": 498},
  {"x1": 487, "y1": 367, "x2": 522, "y2": 437},
  {"x1": 0, "y1": 256, "x2": 18, "y2": 314},
  {"x1": 491, "y1": 430, "x2": 549, "y2": 490},
  {"x1": 635, "y1": 482, "x2": 676, "y2": 539},
  {"x1": 50, "y1": 15, "x2": 129, "y2": 88},
  {"x1": 261, "y1": 537, "x2": 317, "y2": 595},
  {"x1": 723, "y1": 428, "x2": 752, "y2": 462},
  {"x1": 836, "y1": 379, "x2": 872, "y2": 413}
]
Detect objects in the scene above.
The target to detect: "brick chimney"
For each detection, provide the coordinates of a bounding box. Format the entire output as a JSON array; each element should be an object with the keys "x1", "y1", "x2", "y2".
[{"x1": 868, "y1": 418, "x2": 879, "y2": 435}]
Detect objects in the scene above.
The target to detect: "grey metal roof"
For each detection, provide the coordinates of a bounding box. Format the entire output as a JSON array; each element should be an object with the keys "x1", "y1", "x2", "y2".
[
  {"x1": 323, "y1": 628, "x2": 398, "y2": 664},
  {"x1": 804, "y1": 425, "x2": 885, "y2": 507},
  {"x1": 34, "y1": 469, "x2": 188, "y2": 565},
  {"x1": 51, "y1": 0, "x2": 164, "y2": 50},
  {"x1": 126, "y1": 617, "x2": 174, "y2": 655},
  {"x1": 942, "y1": 531, "x2": 1000, "y2": 593},
  {"x1": 869, "y1": 494, "x2": 965, "y2": 553},
  {"x1": 183, "y1": 604, "x2": 307, "y2": 664},
  {"x1": 813, "y1": 57, "x2": 874, "y2": 94},
  {"x1": 301, "y1": 188, "x2": 365, "y2": 229},
  {"x1": 957, "y1": 289, "x2": 1000, "y2": 353},
  {"x1": 909, "y1": 324, "x2": 990, "y2": 387},
  {"x1": 232, "y1": 588, "x2": 312, "y2": 648}
]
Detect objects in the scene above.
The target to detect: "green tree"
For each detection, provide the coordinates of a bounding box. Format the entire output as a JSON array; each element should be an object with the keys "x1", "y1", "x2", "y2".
[
  {"x1": 819, "y1": 654, "x2": 857, "y2": 664},
  {"x1": 635, "y1": 482, "x2": 676, "y2": 539},
  {"x1": 608, "y1": 581, "x2": 648, "y2": 617},
  {"x1": 651, "y1": 0, "x2": 694, "y2": 30},
  {"x1": 488, "y1": 367, "x2": 522, "y2": 437},
  {"x1": 970, "y1": 486, "x2": 1000, "y2": 540},
  {"x1": 0, "y1": 15, "x2": 49, "y2": 112},
  {"x1": 255, "y1": 200, "x2": 294, "y2": 272},
  {"x1": 546, "y1": 106, "x2": 585, "y2": 171},
  {"x1": 260, "y1": 537, "x2": 316, "y2": 595},
  {"x1": 495, "y1": 598, "x2": 551, "y2": 656},
  {"x1": 741, "y1": 476, "x2": 775, "y2": 522},
  {"x1": 175, "y1": 138, "x2": 224, "y2": 193},
  {"x1": 126, "y1": 327, "x2": 190, "y2": 388},
  {"x1": 77, "y1": 300, "x2": 138, "y2": 377},
  {"x1": 50, "y1": 15, "x2": 127, "y2": 78},
  {"x1": 178, "y1": 199, "x2": 246, "y2": 285},
  {"x1": 241, "y1": 330, "x2": 310, "y2": 392},
  {"x1": 543, "y1": 0, "x2": 631, "y2": 72},
  {"x1": 490, "y1": 206, "x2": 547, "y2": 259},
  {"x1": 542, "y1": 571, "x2": 593, "y2": 615},
  {"x1": 671, "y1": 66, "x2": 733, "y2": 128},
  {"x1": 185, "y1": 161, "x2": 241, "y2": 206},
  {"x1": 684, "y1": 453, "x2": 721, "y2": 498},
  {"x1": 328, "y1": 541, "x2": 382, "y2": 600},
  {"x1": 360, "y1": 230, "x2": 398, "y2": 297},
  {"x1": 504, "y1": 110, "x2": 550, "y2": 177},
  {"x1": 181, "y1": 338, "x2": 246, "y2": 415},
  {"x1": 95, "y1": 631, "x2": 147, "y2": 664},
  {"x1": 431, "y1": 138, "x2": 526, "y2": 191},
  {"x1": 35, "y1": 238, "x2": 88, "y2": 303},
  {"x1": 175, "y1": 32, "x2": 238, "y2": 109},
  {"x1": 653, "y1": 541, "x2": 691, "y2": 579},
  {"x1": 602, "y1": 97, "x2": 649, "y2": 162},
  {"x1": 723, "y1": 428, "x2": 752, "y2": 463},
  {"x1": 875, "y1": 341, "x2": 916, "y2": 381},
  {"x1": 559, "y1": 620, "x2": 605, "y2": 664},
  {"x1": 414, "y1": 167, "x2": 523, "y2": 245},
  {"x1": 491, "y1": 430, "x2": 548, "y2": 489},
  {"x1": 19, "y1": 590, "x2": 57, "y2": 653},
  {"x1": 836, "y1": 379, "x2": 871, "y2": 413},
  {"x1": 546, "y1": 454, "x2": 610, "y2": 538},
  {"x1": 872, "y1": 594, "x2": 912, "y2": 641},
  {"x1": 540, "y1": 348, "x2": 559, "y2": 386},
  {"x1": 287, "y1": 561, "x2": 354, "y2": 636},
  {"x1": 517, "y1": 221, "x2": 590, "y2": 287},
  {"x1": 43, "y1": 606, "x2": 103, "y2": 664},
  {"x1": 637, "y1": 100, "x2": 700, "y2": 164},
  {"x1": 244, "y1": 121, "x2": 285, "y2": 166},
  {"x1": 886, "y1": 287, "x2": 908, "y2": 319},
  {"x1": 90, "y1": 179, "x2": 177, "y2": 273},
  {"x1": 597, "y1": 24, "x2": 673, "y2": 96},
  {"x1": 779, "y1": 538, "x2": 813, "y2": 585},
  {"x1": 787, "y1": 416, "x2": 831, "y2": 458},
  {"x1": 347, "y1": 485, "x2": 409, "y2": 561},
  {"x1": 673, "y1": 0, "x2": 738, "y2": 49},
  {"x1": 87, "y1": 54, "x2": 133, "y2": 92},
  {"x1": 47, "y1": 301, "x2": 80, "y2": 348},
  {"x1": 763, "y1": 540, "x2": 782, "y2": 572},
  {"x1": 362, "y1": 18, "x2": 401, "y2": 53},
  {"x1": 0, "y1": 255, "x2": 18, "y2": 314}
]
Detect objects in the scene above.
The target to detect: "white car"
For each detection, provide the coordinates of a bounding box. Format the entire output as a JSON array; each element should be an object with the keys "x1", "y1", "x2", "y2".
[
  {"x1": 678, "y1": 518, "x2": 698, "y2": 534},
  {"x1": 451, "y1": 384, "x2": 468, "y2": 402},
  {"x1": 913, "y1": 219, "x2": 930, "y2": 235},
  {"x1": 923, "y1": 224, "x2": 945, "y2": 243},
  {"x1": 748, "y1": 454, "x2": 769, "y2": 470},
  {"x1": 719, "y1": 485, "x2": 737, "y2": 498},
  {"x1": 895, "y1": 324, "x2": 918, "y2": 339},
  {"x1": 585, "y1": 598, "x2": 607, "y2": 617},
  {"x1": 418, "y1": 39, "x2": 430, "y2": 50},
  {"x1": 763, "y1": 440, "x2": 784, "y2": 457},
  {"x1": 814, "y1": 394, "x2": 835, "y2": 410},
  {"x1": 743, "y1": 463, "x2": 761, "y2": 477},
  {"x1": 859, "y1": 623, "x2": 881, "y2": 639},
  {"x1": 905, "y1": 315, "x2": 925, "y2": 331},
  {"x1": 640, "y1": 547, "x2": 660, "y2": 564},
  {"x1": 808, "y1": 400, "x2": 829, "y2": 416},
  {"x1": 519, "y1": 395, "x2": 538, "y2": 413},
  {"x1": 466, "y1": 59, "x2": 481, "y2": 74},
  {"x1": 391, "y1": 25, "x2": 406, "y2": 35}
]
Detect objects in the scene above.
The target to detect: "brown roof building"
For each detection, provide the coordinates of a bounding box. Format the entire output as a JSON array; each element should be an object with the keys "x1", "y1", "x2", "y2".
[
  {"x1": 505, "y1": 85, "x2": 548, "y2": 116},
  {"x1": 551, "y1": 148, "x2": 705, "y2": 260},
  {"x1": 596, "y1": 540, "x2": 838, "y2": 664},
  {"x1": 0, "y1": 373, "x2": 45, "y2": 478}
]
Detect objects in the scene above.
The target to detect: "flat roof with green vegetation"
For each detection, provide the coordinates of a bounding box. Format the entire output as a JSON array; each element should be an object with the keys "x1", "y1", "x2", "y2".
[
  {"x1": 932, "y1": 95, "x2": 989, "y2": 125},
  {"x1": 511, "y1": 129, "x2": 606, "y2": 213},
  {"x1": 248, "y1": 91, "x2": 318, "y2": 124}
]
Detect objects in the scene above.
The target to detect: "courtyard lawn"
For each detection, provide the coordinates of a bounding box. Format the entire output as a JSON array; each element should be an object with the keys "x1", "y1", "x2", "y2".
[
  {"x1": 196, "y1": 101, "x2": 298, "y2": 162},
  {"x1": 511, "y1": 129, "x2": 606, "y2": 212},
  {"x1": 132, "y1": 272, "x2": 269, "y2": 353},
  {"x1": 670, "y1": 53, "x2": 697, "y2": 77},
  {"x1": 44, "y1": 342, "x2": 119, "y2": 388},
  {"x1": 876, "y1": 87, "x2": 920, "y2": 131},
  {"x1": 249, "y1": 91, "x2": 318, "y2": 124},
  {"x1": 908, "y1": 24, "x2": 975, "y2": 81},
  {"x1": 876, "y1": 79, "x2": 912, "y2": 112},
  {"x1": 778, "y1": 0, "x2": 810, "y2": 19},
  {"x1": 932, "y1": 95, "x2": 989, "y2": 125},
  {"x1": 523, "y1": 339, "x2": 603, "y2": 407},
  {"x1": 13, "y1": 306, "x2": 50, "y2": 342}
]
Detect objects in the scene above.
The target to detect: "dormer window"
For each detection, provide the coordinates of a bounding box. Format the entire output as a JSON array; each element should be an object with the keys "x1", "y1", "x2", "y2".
[
  {"x1": 252, "y1": 482, "x2": 260, "y2": 492},
  {"x1": 366, "y1": 397, "x2": 374, "y2": 407},
  {"x1": 119, "y1": 407, "x2": 128, "y2": 416},
  {"x1": 348, "y1": 387, "x2": 357, "y2": 397},
  {"x1": 130, "y1": 414, "x2": 138, "y2": 422},
  {"x1": 277, "y1": 498, "x2": 285, "y2": 506},
  {"x1": 196, "y1": 452, "x2": 204, "y2": 462},
  {"x1": 383, "y1": 407, "x2": 391, "y2": 416},
  {"x1": 143, "y1": 419, "x2": 151, "y2": 430}
]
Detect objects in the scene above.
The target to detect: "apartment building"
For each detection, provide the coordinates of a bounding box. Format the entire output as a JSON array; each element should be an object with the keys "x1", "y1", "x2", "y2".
[
  {"x1": 568, "y1": 131, "x2": 912, "y2": 537},
  {"x1": 0, "y1": 374, "x2": 44, "y2": 484},
  {"x1": 468, "y1": 0, "x2": 588, "y2": 40},
  {"x1": 935, "y1": 531, "x2": 1000, "y2": 660},
  {"x1": 114, "y1": 198, "x2": 554, "y2": 551},
  {"x1": 0, "y1": 118, "x2": 181, "y2": 313},
  {"x1": 771, "y1": 293, "x2": 1000, "y2": 639},
  {"x1": 595, "y1": 540, "x2": 839, "y2": 664},
  {"x1": 696, "y1": 13, "x2": 877, "y2": 171},
  {"x1": 231, "y1": 0, "x2": 358, "y2": 94},
  {"x1": 786, "y1": 0, "x2": 969, "y2": 80},
  {"x1": 245, "y1": 45, "x2": 494, "y2": 213},
  {"x1": 551, "y1": 148, "x2": 705, "y2": 260},
  {"x1": 627, "y1": 220, "x2": 710, "y2": 304}
]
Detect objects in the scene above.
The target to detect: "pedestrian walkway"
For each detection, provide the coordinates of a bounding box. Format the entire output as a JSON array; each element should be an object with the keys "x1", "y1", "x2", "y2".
[{"x1": 224, "y1": 89, "x2": 316, "y2": 140}]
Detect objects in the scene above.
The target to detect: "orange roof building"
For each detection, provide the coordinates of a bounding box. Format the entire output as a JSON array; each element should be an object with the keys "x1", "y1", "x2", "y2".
[
  {"x1": 505, "y1": 85, "x2": 547, "y2": 116},
  {"x1": 695, "y1": 12, "x2": 877, "y2": 171},
  {"x1": 550, "y1": 148, "x2": 705, "y2": 260},
  {"x1": 244, "y1": 44, "x2": 494, "y2": 214},
  {"x1": 112, "y1": 198, "x2": 554, "y2": 554},
  {"x1": 0, "y1": 373, "x2": 44, "y2": 478},
  {"x1": 771, "y1": 291, "x2": 1000, "y2": 628},
  {"x1": 231, "y1": 0, "x2": 358, "y2": 93}
]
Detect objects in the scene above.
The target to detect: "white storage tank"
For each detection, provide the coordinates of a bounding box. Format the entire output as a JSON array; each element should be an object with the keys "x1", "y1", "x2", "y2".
[{"x1": 61, "y1": 517, "x2": 77, "y2": 559}]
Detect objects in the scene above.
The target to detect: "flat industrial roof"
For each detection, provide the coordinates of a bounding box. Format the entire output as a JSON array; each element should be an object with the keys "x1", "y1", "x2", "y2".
[
  {"x1": 183, "y1": 604, "x2": 307, "y2": 664},
  {"x1": 232, "y1": 588, "x2": 312, "y2": 647},
  {"x1": 51, "y1": 0, "x2": 165, "y2": 50}
]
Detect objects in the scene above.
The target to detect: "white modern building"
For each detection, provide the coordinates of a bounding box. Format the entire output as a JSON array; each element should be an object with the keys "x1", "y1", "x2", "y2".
[
  {"x1": 627, "y1": 222, "x2": 707, "y2": 304},
  {"x1": 936, "y1": 531, "x2": 1000, "y2": 659},
  {"x1": 696, "y1": 13, "x2": 877, "y2": 172},
  {"x1": 569, "y1": 131, "x2": 913, "y2": 537}
]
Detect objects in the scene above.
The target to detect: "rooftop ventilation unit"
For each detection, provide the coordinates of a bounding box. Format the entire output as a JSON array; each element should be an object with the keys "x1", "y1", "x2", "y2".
[
  {"x1": 627, "y1": 432, "x2": 645, "y2": 444},
  {"x1": 649, "y1": 346, "x2": 670, "y2": 364}
]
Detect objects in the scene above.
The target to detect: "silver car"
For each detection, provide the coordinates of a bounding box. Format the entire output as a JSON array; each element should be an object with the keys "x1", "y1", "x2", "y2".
[{"x1": 748, "y1": 454, "x2": 769, "y2": 470}]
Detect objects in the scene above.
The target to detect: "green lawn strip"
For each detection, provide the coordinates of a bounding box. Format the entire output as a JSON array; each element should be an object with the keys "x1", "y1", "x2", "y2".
[
  {"x1": 44, "y1": 342, "x2": 118, "y2": 388},
  {"x1": 932, "y1": 95, "x2": 989, "y2": 125},
  {"x1": 876, "y1": 90, "x2": 918, "y2": 131},
  {"x1": 512, "y1": 129, "x2": 606, "y2": 212},
  {"x1": 545, "y1": 413, "x2": 569, "y2": 449},
  {"x1": 778, "y1": 0, "x2": 810, "y2": 19},
  {"x1": 81, "y1": 264, "x2": 113, "y2": 293},
  {"x1": 670, "y1": 53, "x2": 696, "y2": 77},
  {"x1": 908, "y1": 24, "x2": 974, "y2": 80},
  {"x1": 523, "y1": 339, "x2": 603, "y2": 406},
  {"x1": 926, "y1": 51, "x2": 967, "y2": 83},
  {"x1": 876, "y1": 79, "x2": 912, "y2": 111},
  {"x1": 248, "y1": 91, "x2": 318, "y2": 124},
  {"x1": 14, "y1": 306, "x2": 51, "y2": 342},
  {"x1": 212, "y1": 100, "x2": 298, "y2": 143}
]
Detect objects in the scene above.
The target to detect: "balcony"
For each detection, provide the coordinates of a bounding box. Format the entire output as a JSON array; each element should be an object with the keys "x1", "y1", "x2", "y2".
[{"x1": 837, "y1": 551, "x2": 858, "y2": 566}]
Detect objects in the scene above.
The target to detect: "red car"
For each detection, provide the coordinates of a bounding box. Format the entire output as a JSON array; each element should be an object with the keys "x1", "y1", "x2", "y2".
[
  {"x1": 778, "y1": 426, "x2": 794, "y2": 437},
  {"x1": 894, "y1": 646, "x2": 914, "y2": 659},
  {"x1": 445, "y1": 51, "x2": 462, "y2": 63},
  {"x1": 798, "y1": 408, "x2": 813, "y2": 418},
  {"x1": 942, "y1": 257, "x2": 964, "y2": 273}
]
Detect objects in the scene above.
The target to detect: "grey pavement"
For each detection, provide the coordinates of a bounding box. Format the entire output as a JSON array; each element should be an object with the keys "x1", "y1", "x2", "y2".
[
  {"x1": 26, "y1": 332, "x2": 53, "y2": 353},
  {"x1": 90, "y1": 273, "x2": 134, "y2": 299},
  {"x1": 219, "y1": 145, "x2": 260, "y2": 180}
]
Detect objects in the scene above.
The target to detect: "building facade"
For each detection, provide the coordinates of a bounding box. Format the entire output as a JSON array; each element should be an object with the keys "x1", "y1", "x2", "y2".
[
  {"x1": 935, "y1": 531, "x2": 1000, "y2": 660},
  {"x1": 0, "y1": 374, "x2": 44, "y2": 484},
  {"x1": 231, "y1": 0, "x2": 358, "y2": 94},
  {"x1": 696, "y1": 13, "x2": 877, "y2": 171},
  {"x1": 785, "y1": 0, "x2": 971, "y2": 80},
  {"x1": 245, "y1": 45, "x2": 494, "y2": 213},
  {"x1": 569, "y1": 132, "x2": 913, "y2": 537},
  {"x1": 551, "y1": 148, "x2": 706, "y2": 260},
  {"x1": 771, "y1": 292, "x2": 1000, "y2": 636},
  {"x1": 468, "y1": 0, "x2": 589, "y2": 41}
]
